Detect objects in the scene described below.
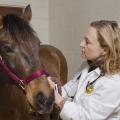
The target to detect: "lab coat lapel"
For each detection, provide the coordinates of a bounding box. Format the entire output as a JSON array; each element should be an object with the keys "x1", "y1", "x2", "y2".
[{"x1": 77, "y1": 66, "x2": 89, "y2": 91}]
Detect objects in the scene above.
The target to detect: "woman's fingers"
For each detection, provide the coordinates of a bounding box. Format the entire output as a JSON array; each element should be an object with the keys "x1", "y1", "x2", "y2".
[
  {"x1": 47, "y1": 77, "x2": 55, "y2": 88},
  {"x1": 47, "y1": 77, "x2": 59, "y2": 93},
  {"x1": 55, "y1": 84, "x2": 58, "y2": 93}
]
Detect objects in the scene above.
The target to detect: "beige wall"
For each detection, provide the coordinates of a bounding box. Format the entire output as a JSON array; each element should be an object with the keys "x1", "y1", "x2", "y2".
[
  {"x1": 0, "y1": 0, "x2": 49, "y2": 43},
  {"x1": 49, "y1": 0, "x2": 120, "y2": 79}
]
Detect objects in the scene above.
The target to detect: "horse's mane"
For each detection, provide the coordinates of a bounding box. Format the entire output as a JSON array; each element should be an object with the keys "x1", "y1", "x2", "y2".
[{"x1": 3, "y1": 14, "x2": 40, "y2": 43}]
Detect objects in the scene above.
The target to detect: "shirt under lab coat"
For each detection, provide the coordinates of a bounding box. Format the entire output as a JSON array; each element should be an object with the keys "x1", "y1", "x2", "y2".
[{"x1": 60, "y1": 62, "x2": 120, "y2": 120}]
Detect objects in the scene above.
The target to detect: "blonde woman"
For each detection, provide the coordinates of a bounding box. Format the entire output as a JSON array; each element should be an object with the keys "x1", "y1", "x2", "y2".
[{"x1": 48, "y1": 20, "x2": 120, "y2": 120}]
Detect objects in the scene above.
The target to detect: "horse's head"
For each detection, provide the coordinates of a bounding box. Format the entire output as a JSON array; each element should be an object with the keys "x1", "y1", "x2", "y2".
[{"x1": 0, "y1": 6, "x2": 55, "y2": 114}]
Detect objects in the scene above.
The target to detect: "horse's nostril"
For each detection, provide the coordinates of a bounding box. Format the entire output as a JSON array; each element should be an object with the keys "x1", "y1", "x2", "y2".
[
  {"x1": 46, "y1": 90, "x2": 55, "y2": 107},
  {"x1": 36, "y1": 92, "x2": 46, "y2": 105}
]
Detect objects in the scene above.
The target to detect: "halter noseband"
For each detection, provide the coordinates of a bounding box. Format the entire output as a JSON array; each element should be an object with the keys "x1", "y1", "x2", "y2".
[{"x1": 0, "y1": 55, "x2": 49, "y2": 91}]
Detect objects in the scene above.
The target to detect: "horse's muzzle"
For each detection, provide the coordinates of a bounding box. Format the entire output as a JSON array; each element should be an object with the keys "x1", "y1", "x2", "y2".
[{"x1": 36, "y1": 89, "x2": 55, "y2": 114}]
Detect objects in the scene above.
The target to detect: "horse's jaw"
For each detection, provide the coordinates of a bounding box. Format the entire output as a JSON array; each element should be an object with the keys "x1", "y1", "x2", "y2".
[{"x1": 25, "y1": 76, "x2": 55, "y2": 114}]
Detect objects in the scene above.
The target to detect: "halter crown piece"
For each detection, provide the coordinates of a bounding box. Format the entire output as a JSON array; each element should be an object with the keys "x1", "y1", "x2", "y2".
[{"x1": 0, "y1": 55, "x2": 49, "y2": 91}]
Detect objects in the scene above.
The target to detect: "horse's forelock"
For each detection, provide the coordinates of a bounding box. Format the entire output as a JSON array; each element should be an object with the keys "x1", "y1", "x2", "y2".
[{"x1": 3, "y1": 14, "x2": 40, "y2": 45}]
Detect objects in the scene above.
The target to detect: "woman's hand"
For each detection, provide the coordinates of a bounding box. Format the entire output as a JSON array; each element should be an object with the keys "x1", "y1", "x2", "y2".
[{"x1": 47, "y1": 77, "x2": 65, "y2": 109}]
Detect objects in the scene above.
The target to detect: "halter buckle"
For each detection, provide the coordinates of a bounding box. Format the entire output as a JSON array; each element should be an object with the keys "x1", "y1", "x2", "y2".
[{"x1": 19, "y1": 79, "x2": 25, "y2": 90}]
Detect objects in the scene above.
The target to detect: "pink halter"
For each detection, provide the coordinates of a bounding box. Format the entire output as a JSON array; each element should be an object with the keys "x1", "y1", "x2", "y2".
[{"x1": 0, "y1": 55, "x2": 49, "y2": 91}]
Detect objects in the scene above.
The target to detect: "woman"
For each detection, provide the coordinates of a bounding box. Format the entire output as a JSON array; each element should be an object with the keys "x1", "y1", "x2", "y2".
[{"x1": 48, "y1": 20, "x2": 120, "y2": 120}]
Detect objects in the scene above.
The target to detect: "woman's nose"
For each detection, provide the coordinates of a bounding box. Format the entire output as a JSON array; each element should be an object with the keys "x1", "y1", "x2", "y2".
[{"x1": 80, "y1": 40, "x2": 85, "y2": 47}]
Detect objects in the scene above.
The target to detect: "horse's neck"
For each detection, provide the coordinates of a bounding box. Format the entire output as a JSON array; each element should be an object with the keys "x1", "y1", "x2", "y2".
[
  {"x1": 0, "y1": 84, "x2": 25, "y2": 107},
  {"x1": 0, "y1": 84, "x2": 31, "y2": 120}
]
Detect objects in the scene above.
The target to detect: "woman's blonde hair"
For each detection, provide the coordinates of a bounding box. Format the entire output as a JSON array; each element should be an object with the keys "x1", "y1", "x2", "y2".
[{"x1": 90, "y1": 20, "x2": 120, "y2": 74}]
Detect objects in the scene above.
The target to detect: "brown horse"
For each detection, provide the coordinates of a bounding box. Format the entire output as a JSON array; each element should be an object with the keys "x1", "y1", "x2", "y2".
[{"x1": 0, "y1": 5, "x2": 67, "y2": 120}]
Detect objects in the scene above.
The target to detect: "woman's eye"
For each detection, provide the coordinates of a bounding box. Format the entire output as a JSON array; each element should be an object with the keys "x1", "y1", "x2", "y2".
[
  {"x1": 86, "y1": 40, "x2": 91, "y2": 44},
  {"x1": 86, "y1": 40, "x2": 89, "y2": 44}
]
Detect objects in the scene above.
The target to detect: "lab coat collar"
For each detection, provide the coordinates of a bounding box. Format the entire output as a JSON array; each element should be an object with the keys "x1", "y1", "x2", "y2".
[
  {"x1": 87, "y1": 67, "x2": 101, "y2": 84},
  {"x1": 94, "y1": 67, "x2": 101, "y2": 76}
]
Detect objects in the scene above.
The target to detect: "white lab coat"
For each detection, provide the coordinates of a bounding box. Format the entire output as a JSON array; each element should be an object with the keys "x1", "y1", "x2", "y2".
[{"x1": 60, "y1": 62, "x2": 120, "y2": 120}]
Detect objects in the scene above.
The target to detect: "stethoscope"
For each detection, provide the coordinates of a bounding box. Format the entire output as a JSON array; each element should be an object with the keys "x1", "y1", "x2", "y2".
[{"x1": 62, "y1": 72, "x2": 102, "y2": 100}]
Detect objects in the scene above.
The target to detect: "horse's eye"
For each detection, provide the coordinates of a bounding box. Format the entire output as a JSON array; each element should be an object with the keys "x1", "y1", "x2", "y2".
[{"x1": 2, "y1": 45, "x2": 13, "y2": 53}]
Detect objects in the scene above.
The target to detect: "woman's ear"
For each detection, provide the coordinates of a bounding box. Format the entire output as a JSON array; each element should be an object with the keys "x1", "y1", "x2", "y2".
[
  {"x1": 102, "y1": 47, "x2": 108, "y2": 56},
  {"x1": 23, "y1": 4, "x2": 32, "y2": 22}
]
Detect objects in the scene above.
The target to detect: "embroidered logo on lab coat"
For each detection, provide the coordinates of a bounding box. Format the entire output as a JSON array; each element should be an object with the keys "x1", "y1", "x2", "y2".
[
  {"x1": 85, "y1": 81, "x2": 94, "y2": 94},
  {"x1": 85, "y1": 74, "x2": 101, "y2": 94}
]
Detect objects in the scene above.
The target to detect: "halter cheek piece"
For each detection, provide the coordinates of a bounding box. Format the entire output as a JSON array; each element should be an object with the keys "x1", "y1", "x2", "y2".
[{"x1": 0, "y1": 55, "x2": 49, "y2": 92}]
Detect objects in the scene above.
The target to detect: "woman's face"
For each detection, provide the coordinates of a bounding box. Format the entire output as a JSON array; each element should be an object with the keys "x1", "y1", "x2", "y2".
[{"x1": 80, "y1": 26, "x2": 106, "y2": 61}]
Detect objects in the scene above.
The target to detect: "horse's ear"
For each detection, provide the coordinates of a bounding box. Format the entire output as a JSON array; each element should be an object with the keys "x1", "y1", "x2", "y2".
[
  {"x1": 23, "y1": 4, "x2": 32, "y2": 22},
  {"x1": 0, "y1": 16, "x2": 3, "y2": 29}
]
